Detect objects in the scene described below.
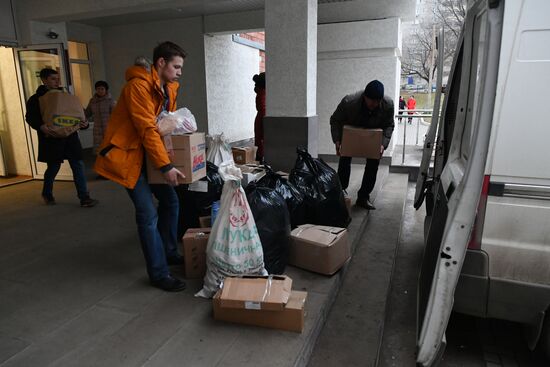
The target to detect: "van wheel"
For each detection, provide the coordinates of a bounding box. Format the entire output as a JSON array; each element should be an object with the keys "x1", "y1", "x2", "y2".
[{"x1": 538, "y1": 312, "x2": 550, "y2": 361}]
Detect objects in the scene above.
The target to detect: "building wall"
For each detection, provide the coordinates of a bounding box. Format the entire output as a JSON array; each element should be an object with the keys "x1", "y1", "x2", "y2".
[
  {"x1": 101, "y1": 16, "x2": 209, "y2": 132},
  {"x1": 66, "y1": 22, "x2": 105, "y2": 82},
  {"x1": 0, "y1": 47, "x2": 32, "y2": 176},
  {"x1": 204, "y1": 34, "x2": 259, "y2": 143},
  {"x1": 239, "y1": 32, "x2": 265, "y2": 72},
  {"x1": 317, "y1": 18, "x2": 401, "y2": 155}
]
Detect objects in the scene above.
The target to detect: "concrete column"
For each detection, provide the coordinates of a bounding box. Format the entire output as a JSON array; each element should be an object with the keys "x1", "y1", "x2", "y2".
[{"x1": 264, "y1": 0, "x2": 318, "y2": 171}]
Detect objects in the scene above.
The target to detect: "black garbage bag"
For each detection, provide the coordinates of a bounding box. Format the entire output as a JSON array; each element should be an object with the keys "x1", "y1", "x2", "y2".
[
  {"x1": 289, "y1": 148, "x2": 350, "y2": 228},
  {"x1": 176, "y1": 162, "x2": 224, "y2": 238},
  {"x1": 175, "y1": 185, "x2": 200, "y2": 239},
  {"x1": 245, "y1": 182, "x2": 291, "y2": 274},
  {"x1": 256, "y1": 166, "x2": 307, "y2": 228},
  {"x1": 194, "y1": 161, "x2": 224, "y2": 214}
]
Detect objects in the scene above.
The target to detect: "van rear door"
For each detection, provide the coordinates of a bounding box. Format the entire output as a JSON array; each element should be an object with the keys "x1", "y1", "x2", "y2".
[
  {"x1": 413, "y1": 28, "x2": 445, "y2": 212},
  {"x1": 416, "y1": 1, "x2": 504, "y2": 365}
]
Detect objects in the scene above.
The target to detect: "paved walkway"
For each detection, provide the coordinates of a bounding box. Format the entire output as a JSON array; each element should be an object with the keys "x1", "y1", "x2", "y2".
[{"x1": 0, "y1": 161, "x2": 383, "y2": 367}]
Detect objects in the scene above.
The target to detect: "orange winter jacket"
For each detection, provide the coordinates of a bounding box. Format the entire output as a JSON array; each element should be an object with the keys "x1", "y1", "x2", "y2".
[{"x1": 94, "y1": 66, "x2": 178, "y2": 189}]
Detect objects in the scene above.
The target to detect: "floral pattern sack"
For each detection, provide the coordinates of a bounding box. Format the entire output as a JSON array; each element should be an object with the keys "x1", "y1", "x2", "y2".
[{"x1": 195, "y1": 162, "x2": 267, "y2": 298}]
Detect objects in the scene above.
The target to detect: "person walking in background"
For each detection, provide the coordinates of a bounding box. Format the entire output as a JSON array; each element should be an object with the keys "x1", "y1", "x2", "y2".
[
  {"x1": 330, "y1": 80, "x2": 395, "y2": 210},
  {"x1": 398, "y1": 95, "x2": 406, "y2": 124},
  {"x1": 85, "y1": 81, "x2": 115, "y2": 154},
  {"x1": 253, "y1": 72, "x2": 266, "y2": 162},
  {"x1": 25, "y1": 68, "x2": 98, "y2": 207},
  {"x1": 95, "y1": 41, "x2": 187, "y2": 292},
  {"x1": 407, "y1": 95, "x2": 416, "y2": 124}
]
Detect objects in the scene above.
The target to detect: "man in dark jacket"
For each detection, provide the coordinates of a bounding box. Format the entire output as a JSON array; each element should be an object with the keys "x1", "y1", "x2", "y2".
[
  {"x1": 330, "y1": 80, "x2": 395, "y2": 210},
  {"x1": 25, "y1": 68, "x2": 98, "y2": 207},
  {"x1": 398, "y1": 95, "x2": 406, "y2": 123}
]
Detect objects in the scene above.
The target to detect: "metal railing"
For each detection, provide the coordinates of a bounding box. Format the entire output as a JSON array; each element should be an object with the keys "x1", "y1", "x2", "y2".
[{"x1": 395, "y1": 109, "x2": 438, "y2": 164}]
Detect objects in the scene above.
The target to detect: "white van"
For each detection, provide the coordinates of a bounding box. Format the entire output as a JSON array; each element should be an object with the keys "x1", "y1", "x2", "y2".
[{"x1": 414, "y1": 0, "x2": 550, "y2": 365}]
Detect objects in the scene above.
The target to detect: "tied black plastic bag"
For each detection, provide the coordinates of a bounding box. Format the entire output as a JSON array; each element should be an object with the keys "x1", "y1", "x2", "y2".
[
  {"x1": 194, "y1": 161, "x2": 224, "y2": 213},
  {"x1": 256, "y1": 166, "x2": 307, "y2": 229},
  {"x1": 176, "y1": 162, "x2": 224, "y2": 238},
  {"x1": 245, "y1": 182, "x2": 291, "y2": 274},
  {"x1": 289, "y1": 148, "x2": 350, "y2": 228}
]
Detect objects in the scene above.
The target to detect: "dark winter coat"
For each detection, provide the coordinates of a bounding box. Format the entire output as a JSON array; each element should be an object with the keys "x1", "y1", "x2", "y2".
[
  {"x1": 254, "y1": 88, "x2": 266, "y2": 160},
  {"x1": 399, "y1": 98, "x2": 406, "y2": 110},
  {"x1": 25, "y1": 85, "x2": 86, "y2": 163},
  {"x1": 330, "y1": 91, "x2": 395, "y2": 149}
]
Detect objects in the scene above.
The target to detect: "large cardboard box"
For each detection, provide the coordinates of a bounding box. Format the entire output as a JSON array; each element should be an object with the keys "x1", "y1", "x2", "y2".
[
  {"x1": 213, "y1": 286, "x2": 307, "y2": 333},
  {"x1": 219, "y1": 276, "x2": 293, "y2": 311},
  {"x1": 340, "y1": 126, "x2": 383, "y2": 159},
  {"x1": 182, "y1": 228, "x2": 211, "y2": 279},
  {"x1": 146, "y1": 133, "x2": 206, "y2": 184},
  {"x1": 289, "y1": 225, "x2": 350, "y2": 275},
  {"x1": 232, "y1": 146, "x2": 256, "y2": 165}
]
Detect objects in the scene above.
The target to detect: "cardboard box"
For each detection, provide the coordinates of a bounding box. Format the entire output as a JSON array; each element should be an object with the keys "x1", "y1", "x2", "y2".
[
  {"x1": 219, "y1": 276, "x2": 293, "y2": 311},
  {"x1": 232, "y1": 146, "x2": 256, "y2": 165},
  {"x1": 289, "y1": 224, "x2": 350, "y2": 275},
  {"x1": 146, "y1": 133, "x2": 206, "y2": 184},
  {"x1": 340, "y1": 126, "x2": 383, "y2": 159},
  {"x1": 182, "y1": 228, "x2": 211, "y2": 279},
  {"x1": 199, "y1": 216, "x2": 211, "y2": 228},
  {"x1": 213, "y1": 290, "x2": 307, "y2": 333}
]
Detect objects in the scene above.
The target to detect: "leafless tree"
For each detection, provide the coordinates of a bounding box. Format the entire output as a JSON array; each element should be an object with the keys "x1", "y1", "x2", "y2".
[{"x1": 402, "y1": 0, "x2": 466, "y2": 84}]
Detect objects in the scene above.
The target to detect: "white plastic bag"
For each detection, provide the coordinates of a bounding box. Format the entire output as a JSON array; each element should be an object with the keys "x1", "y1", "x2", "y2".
[
  {"x1": 195, "y1": 162, "x2": 267, "y2": 298},
  {"x1": 158, "y1": 107, "x2": 197, "y2": 135},
  {"x1": 206, "y1": 134, "x2": 234, "y2": 166}
]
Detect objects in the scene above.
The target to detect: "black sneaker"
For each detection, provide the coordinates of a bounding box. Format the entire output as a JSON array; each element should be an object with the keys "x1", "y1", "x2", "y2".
[
  {"x1": 356, "y1": 197, "x2": 376, "y2": 210},
  {"x1": 167, "y1": 254, "x2": 184, "y2": 266},
  {"x1": 151, "y1": 276, "x2": 186, "y2": 292},
  {"x1": 42, "y1": 195, "x2": 56, "y2": 205},
  {"x1": 80, "y1": 197, "x2": 99, "y2": 207}
]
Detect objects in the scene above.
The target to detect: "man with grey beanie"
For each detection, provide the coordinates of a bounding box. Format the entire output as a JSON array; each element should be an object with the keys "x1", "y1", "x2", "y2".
[{"x1": 330, "y1": 80, "x2": 395, "y2": 210}]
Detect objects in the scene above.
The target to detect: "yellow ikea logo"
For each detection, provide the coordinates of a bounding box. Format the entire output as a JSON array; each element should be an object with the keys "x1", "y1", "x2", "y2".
[{"x1": 52, "y1": 115, "x2": 79, "y2": 127}]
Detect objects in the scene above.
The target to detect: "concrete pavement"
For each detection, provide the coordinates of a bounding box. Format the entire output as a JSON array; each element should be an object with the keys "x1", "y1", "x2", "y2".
[{"x1": 0, "y1": 160, "x2": 387, "y2": 367}]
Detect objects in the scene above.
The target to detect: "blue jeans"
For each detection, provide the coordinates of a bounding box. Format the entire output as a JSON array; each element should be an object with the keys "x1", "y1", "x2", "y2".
[
  {"x1": 42, "y1": 159, "x2": 89, "y2": 199},
  {"x1": 126, "y1": 172, "x2": 180, "y2": 281}
]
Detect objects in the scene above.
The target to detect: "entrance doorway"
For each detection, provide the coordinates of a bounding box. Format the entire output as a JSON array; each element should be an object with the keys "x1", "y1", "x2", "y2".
[
  {"x1": 0, "y1": 46, "x2": 32, "y2": 186},
  {"x1": 13, "y1": 43, "x2": 74, "y2": 180}
]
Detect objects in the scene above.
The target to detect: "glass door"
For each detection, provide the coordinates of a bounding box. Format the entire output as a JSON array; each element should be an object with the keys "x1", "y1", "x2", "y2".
[{"x1": 13, "y1": 43, "x2": 73, "y2": 180}]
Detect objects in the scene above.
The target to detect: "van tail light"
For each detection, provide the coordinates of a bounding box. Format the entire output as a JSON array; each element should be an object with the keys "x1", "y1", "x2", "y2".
[{"x1": 468, "y1": 175, "x2": 490, "y2": 250}]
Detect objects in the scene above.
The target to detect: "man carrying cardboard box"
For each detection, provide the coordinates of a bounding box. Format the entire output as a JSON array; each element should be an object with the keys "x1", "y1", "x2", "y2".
[
  {"x1": 330, "y1": 80, "x2": 394, "y2": 210},
  {"x1": 25, "y1": 68, "x2": 98, "y2": 207},
  {"x1": 95, "y1": 42, "x2": 187, "y2": 292}
]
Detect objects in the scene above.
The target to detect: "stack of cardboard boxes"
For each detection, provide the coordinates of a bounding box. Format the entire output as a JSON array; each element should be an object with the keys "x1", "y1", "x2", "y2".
[
  {"x1": 231, "y1": 146, "x2": 265, "y2": 186},
  {"x1": 212, "y1": 275, "x2": 307, "y2": 332},
  {"x1": 181, "y1": 228, "x2": 210, "y2": 279}
]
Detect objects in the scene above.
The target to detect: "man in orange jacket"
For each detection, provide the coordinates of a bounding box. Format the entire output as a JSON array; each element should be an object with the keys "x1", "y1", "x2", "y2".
[{"x1": 95, "y1": 42, "x2": 187, "y2": 291}]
